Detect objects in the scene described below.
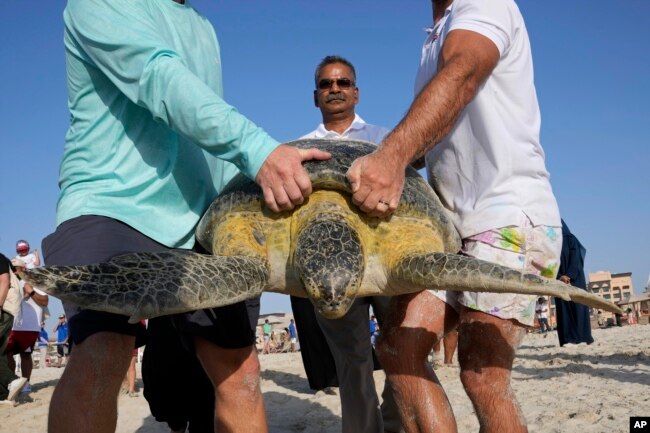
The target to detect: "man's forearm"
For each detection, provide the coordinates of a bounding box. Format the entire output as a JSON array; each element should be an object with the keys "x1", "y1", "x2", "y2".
[
  {"x1": 381, "y1": 62, "x2": 471, "y2": 165},
  {"x1": 32, "y1": 293, "x2": 49, "y2": 307},
  {"x1": 381, "y1": 30, "x2": 499, "y2": 165},
  {"x1": 23, "y1": 283, "x2": 49, "y2": 307}
]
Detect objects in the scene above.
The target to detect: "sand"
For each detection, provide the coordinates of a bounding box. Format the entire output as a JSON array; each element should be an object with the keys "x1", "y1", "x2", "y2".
[{"x1": 1, "y1": 325, "x2": 648, "y2": 433}]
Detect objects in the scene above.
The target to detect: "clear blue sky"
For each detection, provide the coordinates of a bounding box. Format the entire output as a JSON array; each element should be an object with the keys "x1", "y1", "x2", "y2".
[{"x1": 2, "y1": 1, "x2": 649, "y2": 330}]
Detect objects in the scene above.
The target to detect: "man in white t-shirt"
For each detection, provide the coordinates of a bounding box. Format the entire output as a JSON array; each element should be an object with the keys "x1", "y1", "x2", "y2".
[
  {"x1": 291, "y1": 55, "x2": 401, "y2": 433},
  {"x1": 346, "y1": 1, "x2": 562, "y2": 432},
  {"x1": 6, "y1": 258, "x2": 49, "y2": 395},
  {"x1": 535, "y1": 297, "x2": 551, "y2": 333}
]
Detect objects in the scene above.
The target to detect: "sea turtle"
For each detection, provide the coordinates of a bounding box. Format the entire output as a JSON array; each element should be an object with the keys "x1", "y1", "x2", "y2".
[{"x1": 22, "y1": 139, "x2": 621, "y2": 322}]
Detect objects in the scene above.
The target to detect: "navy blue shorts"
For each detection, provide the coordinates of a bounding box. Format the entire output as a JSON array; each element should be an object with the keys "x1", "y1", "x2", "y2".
[{"x1": 43, "y1": 215, "x2": 255, "y2": 349}]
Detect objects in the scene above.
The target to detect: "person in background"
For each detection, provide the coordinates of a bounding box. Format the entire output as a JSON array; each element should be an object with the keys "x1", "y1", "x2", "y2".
[
  {"x1": 122, "y1": 349, "x2": 139, "y2": 397},
  {"x1": 43, "y1": 1, "x2": 329, "y2": 432},
  {"x1": 614, "y1": 312, "x2": 623, "y2": 327},
  {"x1": 596, "y1": 310, "x2": 604, "y2": 327},
  {"x1": 369, "y1": 315, "x2": 379, "y2": 347},
  {"x1": 432, "y1": 329, "x2": 458, "y2": 367},
  {"x1": 289, "y1": 296, "x2": 338, "y2": 395},
  {"x1": 262, "y1": 319, "x2": 272, "y2": 355},
  {"x1": 555, "y1": 220, "x2": 594, "y2": 346},
  {"x1": 53, "y1": 314, "x2": 69, "y2": 368},
  {"x1": 535, "y1": 297, "x2": 551, "y2": 334},
  {"x1": 288, "y1": 319, "x2": 298, "y2": 353},
  {"x1": 0, "y1": 254, "x2": 28, "y2": 402},
  {"x1": 121, "y1": 321, "x2": 146, "y2": 397},
  {"x1": 14, "y1": 240, "x2": 40, "y2": 270},
  {"x1": 38, "y1": 322, "x2": 50, "y2": 368},
  {"x1": 295, "y1": 55, "x2": 402, "y2": 433},
  {"x1": 5, "y1": 258, "x2": 49, "y2": 395},
  {"x1": 347, "y1": 1, "x2": 563, "y2": 431}
]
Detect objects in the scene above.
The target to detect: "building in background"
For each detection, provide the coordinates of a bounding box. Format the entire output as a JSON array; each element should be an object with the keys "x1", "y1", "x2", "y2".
[
  {"x1": 588, "y1": 271, "x2": 634, "y2": 303},
  {"x1": 587, "y1": 271, "x2": 634, "y2": 324}
]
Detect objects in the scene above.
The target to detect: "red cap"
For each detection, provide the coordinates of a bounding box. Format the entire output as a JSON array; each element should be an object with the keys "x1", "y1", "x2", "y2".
[{"x1": 16, "y1": 240, "x2": 30, "y2": 252}]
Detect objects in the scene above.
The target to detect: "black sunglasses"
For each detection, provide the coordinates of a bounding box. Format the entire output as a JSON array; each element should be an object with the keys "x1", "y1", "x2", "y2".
[{"x1": 317, "y1": 78, "x2": 355, "y2": 90}]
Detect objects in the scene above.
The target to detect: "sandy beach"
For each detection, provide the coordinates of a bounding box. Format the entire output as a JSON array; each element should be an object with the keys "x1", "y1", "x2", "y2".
[{"x1": 1, "y1": 325, "x2": 648, "y2": 433}]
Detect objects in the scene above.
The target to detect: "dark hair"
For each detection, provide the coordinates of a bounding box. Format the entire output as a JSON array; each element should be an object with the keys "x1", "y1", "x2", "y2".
[{"x1": 314, "y1": 55, "x2": 356, "y2": 87}]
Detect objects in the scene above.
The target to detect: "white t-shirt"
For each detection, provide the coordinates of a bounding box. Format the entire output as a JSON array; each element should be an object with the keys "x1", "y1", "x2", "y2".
[
  {"x1": 14, "y1": 253, "x2": 38, "y2": 270},
  {"x1": 301, "y1": 114, "x2": 389, "y2": 144},
  {"x1": 13, "y1": 281, "x2": 47, "y2": 332},
  {"x1": 535, "y1": 301, "x2": 548, "y2": 320},
  {"x1": 415, "y1": 0, "x2": 560, "y2": 238}
]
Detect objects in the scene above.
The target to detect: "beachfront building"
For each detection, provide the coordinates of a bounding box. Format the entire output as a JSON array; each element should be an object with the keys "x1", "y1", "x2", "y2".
[
  {"x1": 588, "y1": 271, "x2": 634, "y2": 303},
  {"x1": 587, "y1": 271, "x2": 634, "y2": 323}
]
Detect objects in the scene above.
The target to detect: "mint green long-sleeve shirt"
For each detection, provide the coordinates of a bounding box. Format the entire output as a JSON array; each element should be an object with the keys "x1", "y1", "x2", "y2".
[{"x1": 57, "y1": 0, "x2": 279, "y2": 248}]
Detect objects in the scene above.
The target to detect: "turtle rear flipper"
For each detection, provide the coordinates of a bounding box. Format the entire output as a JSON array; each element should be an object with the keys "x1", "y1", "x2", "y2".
[
  {"x1": 395, "y1": 252, "x2": 622, "y2": 314},
  {"x1": 22, "y1": 251, "x2": 269, "y2": 322}
]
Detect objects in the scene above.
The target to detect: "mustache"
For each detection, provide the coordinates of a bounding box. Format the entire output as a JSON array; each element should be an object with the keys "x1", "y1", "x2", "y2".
[{"x1": 325, "y1": 93, "x2": 346, "y2": 102}]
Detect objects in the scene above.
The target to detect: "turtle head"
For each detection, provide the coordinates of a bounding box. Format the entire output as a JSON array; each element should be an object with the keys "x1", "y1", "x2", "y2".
[{"x1": 293, "y1": 215, "x2": 365, "y2": 319}]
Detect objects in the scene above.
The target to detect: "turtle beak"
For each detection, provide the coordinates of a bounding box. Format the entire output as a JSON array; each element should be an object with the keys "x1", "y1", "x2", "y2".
[
  {"x1": 317, "y1": 301, "x2": 354, "y2": 319},
  {"x1": 293, "y1": 216, "x2": 365, "y2": 320},
  {"x1": 306, "y1": 275, "x2": 357, "y2": 319}
]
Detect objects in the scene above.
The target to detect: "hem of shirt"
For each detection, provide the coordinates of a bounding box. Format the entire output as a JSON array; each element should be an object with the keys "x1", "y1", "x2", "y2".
[
  {"x1": 56, "y1": 210, "x2": 195, "y2": 249},
  {"x1": 454, "y1": 208, "x2": 561, "y2": 240}
]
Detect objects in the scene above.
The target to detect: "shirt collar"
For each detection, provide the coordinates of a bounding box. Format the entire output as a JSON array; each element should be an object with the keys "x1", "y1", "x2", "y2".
[
  {"x1": 314, "y1": 114, "x2": 367, "y2": 138},
  {"x1": 424, "y1": 3, "x2": 453, "y2": 34}
]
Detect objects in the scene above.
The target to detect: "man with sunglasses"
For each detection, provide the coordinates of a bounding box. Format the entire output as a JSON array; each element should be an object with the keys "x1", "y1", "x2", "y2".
[
  {"x1": 43, "y1": 1, "x2": 331, "y2": 432},
  {"x1": 291, "y1": 55, "x2": 402, "y2": 433},
  {"x1": 346, "y1": 1, "x2": 562, "y2": 432}
]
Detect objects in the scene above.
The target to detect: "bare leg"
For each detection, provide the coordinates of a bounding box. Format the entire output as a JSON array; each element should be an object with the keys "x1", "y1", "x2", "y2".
[
  {"x1": 443, "y1": 329, "x2": 458, "y2": 365},
  {"x1": 19, "y1": 353, "x2": 33, "y2": 381},
  {"x1": 433, "y1": 339, "x2": 441, "y2": 356},
  {"x1": 40, "y1": 346, "x2": 49, "y2": 368},
  {"x1": 194, "y1": 337, "x2": 267, "y2": 433},
  {"x1": 126, "y1": 355, "x2": 137, "y2": 394},
  {"x1": 48, "y1": 332, "x2": 134, "y2": 433},
  {"x1": 377, "y1": 291, "x2": 459, "y2": 433},
  {"x1": 457, "y1": 307, "x2": 527, "y2": 433}
]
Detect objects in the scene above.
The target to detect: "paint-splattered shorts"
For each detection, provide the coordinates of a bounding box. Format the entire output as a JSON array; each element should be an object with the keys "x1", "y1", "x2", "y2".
[{"x1": 430, "y1": 214, "x2": 562, "y2": 327}]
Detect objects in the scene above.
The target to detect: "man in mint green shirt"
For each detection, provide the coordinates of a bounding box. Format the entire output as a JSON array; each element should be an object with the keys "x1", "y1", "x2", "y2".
[{"x1": 42, "y1": 1, "x2": 329, "y2": 432}]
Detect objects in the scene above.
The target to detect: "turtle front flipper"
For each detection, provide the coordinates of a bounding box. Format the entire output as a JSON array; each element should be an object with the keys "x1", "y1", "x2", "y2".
[
  {"x1": 393, "y1": 252, "x2": 623, "y2": 314},
  {"x1": 21, "y1": 251, "x2": 269, "y2": 323}
]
